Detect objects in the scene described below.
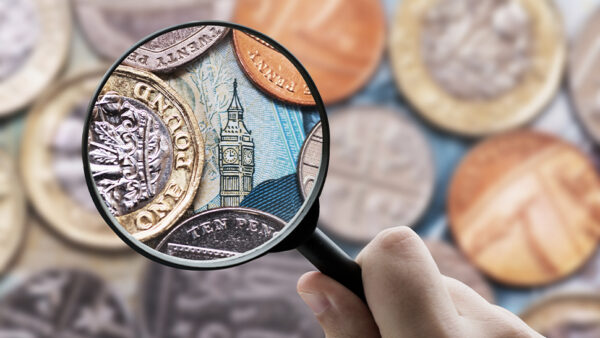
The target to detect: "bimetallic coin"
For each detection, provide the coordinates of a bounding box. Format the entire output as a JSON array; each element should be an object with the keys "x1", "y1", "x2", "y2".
[
  {"x1": 0, "y1": 269, "x2": 137, "y2": 337},
  {"x1": 74, "y1": 0, "x2": 235, "y2": 61},
  {"x1": 424, "y1": 239, "x2": 495, "y2": 303},
  {"x1": 298, "y1": 122, "x2": 323, "y2": 198},
  {"x1": 156, "y1": 207, "x2": 286, "y2": 260},
  {"x1": 21, "y1": 69, "x2": 126, "y2": 250},
  {"x1": 88, "y1": 66, "x2": 204, "y2": 241},
  {"x1": 0, "y1": 150, "x2": 26, "y2": 272},
  {"x1": 319, "y1": 107, "x2": 435, "y2": 242},
  {"x1": 449, "y1": 131, "x2": 600, "y2": 286},
  {"x1": 140, "y1": 251, "x2": 323, "y2": 338},
  {"x1": 569, "y1": 10, "x2": 600, "y2": 145},
  {"x1": 390, "y1": 0, "x2": 565, "y2": 136},
  {"x1": 124, "y1": 26, "x2": 228, "y2": 73},
  {"x1": 521, "y1": 293, "x2": 600, "y2": 337},
  {"x1": 232, "y1": 30, "x2": 315, "y2": 106},
  {"x1": 233, "y1": 0, "x2": 386, "y2": 104},
  {"x1": 0, "y1": 0, "x2": 70, "y2": 116}
]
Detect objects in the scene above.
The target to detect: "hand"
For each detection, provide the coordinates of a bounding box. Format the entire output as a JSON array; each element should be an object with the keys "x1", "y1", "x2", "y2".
[{"x1": 297, "y1": 227, "x2": 542, "y2": 338}]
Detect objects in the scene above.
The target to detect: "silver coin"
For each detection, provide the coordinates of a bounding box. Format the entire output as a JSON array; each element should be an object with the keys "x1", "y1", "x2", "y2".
[
  {"x1": 88, "y1": 92, "x2": 173, "y2": 217},
  {"x1": 319, "y1": 106, "x2": 435, "y2": 242},
  {"x1": 155, "y1": 207, "x2": 286, "y2": 261},
  {"x1": 124, "y1": 26, "x2": 228, "y2": 73},
  {"x1": 298, "y1": 122, "x2": 323, "y2": 199},
  {"x1": 0, "y1": 0, "x2": 39, "y2": 81},
  {"x1": 140, "y1": 251, "x2": 323, "y2": 338},
  {"x1": 0, "y1": 269, "x2": 137, "y2": 337},
  {"x1": 74, "y1": 0, "x2": 235, "y2": 61}
]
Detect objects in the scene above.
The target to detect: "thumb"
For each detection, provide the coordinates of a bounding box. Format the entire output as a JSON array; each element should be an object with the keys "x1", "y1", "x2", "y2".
[{"x1": 297, "y1": 271, "x2": 380, "y2": 338}]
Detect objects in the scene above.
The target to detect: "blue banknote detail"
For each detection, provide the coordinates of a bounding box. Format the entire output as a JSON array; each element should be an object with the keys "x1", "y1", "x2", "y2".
[
  {"x1": 240, "y1": 174, "x2": 303, "y2": 222},
  {"x1": 165, "y1": 35, "x2": 317, "y2": 212}
]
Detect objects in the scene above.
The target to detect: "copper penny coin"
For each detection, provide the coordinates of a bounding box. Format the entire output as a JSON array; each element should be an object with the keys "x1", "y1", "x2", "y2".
[
  {"x1": 232, "y1": 30, "x2": 315, "y2": 105},
  {"x1": 449, "y1": 131, "x2": 600, "y2": 286},
  {"x1": 569, "y1": 9, "x2": 600, "y2": 144},
  {"x1": 233, "y1": 0, "x2": 385, "y2": 104},
  {"x1": 320, "y1": 107, "x2": 435, "y2": 242},
  {"x1": 425, "y1": 239, "x2": 495, "y2": 303},
  {"x1": 298, "y1": 122, "x2": 323, "y2": 198},
  {"x1": 521, "y1": 293, "x2": 600, "y2": 337}
]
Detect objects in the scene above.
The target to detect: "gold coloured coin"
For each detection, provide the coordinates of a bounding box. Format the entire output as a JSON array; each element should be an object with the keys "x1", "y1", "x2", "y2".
[
  {"x1": 21, "y1": 69, "x2": 126, "y2": 250},
  {"x1": 87, "y1": 66, "x2": 204, "y2": 242},
  {"x1": 0, "y1": 150, "x2": 26, "y2": 272},
  {"x1": 390, "y1": 0, "x2": 565, "y2": 136},
  {"x1": 0, "y1": 0, "x2": 71, "y2": 116}
]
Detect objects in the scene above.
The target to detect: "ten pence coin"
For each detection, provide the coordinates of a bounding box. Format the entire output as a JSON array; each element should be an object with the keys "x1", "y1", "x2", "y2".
[
  {"x1": 233, "y1": 0, "x2": 386, "y2": 105},
  {"x1": 449, "y1": 131, "x2": 600, "y2": 286},
  {"x1": 390, "y1": 0, "x2": 565, "y2": 136},
  {"x1": 21, "y1": 69, "x2": 126, "y2": 250},
  {"x1": 0, "y1": 0, "x2": 71, "y2": 116}
]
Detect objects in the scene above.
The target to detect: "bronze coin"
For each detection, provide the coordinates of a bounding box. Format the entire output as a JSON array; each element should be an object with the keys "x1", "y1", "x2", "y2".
[
  {"x1": 232, "y1": 30, "x2": 315, "y2": 105},
  {"x1": 449, "y1": 131, "x2": 600, "y2": 286},
  {"x1": 233, "y1": 0, "x2": 386, "y2": 104},
  {"x1": 425, "y1": 239, "x2": 495, "y2": 303}
]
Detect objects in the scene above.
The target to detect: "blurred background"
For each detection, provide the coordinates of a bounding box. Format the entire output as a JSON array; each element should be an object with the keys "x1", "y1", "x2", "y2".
[{"x1": 1, "y1": 0, "x2": 600, "y2": 336}]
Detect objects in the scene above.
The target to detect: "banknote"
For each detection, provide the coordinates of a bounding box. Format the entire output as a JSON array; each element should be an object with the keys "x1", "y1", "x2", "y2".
[{"x1": 164, "y1": 34, "x2": 320, "y2": 220}]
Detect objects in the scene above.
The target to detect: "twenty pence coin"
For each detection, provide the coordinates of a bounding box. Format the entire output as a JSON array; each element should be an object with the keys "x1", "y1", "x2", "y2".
[
  {"x1": 298, "y1": 122, "x2": 323, "y2": 198},
  {"x1": 449, "y1": 131, "x2": 600, "y2": 286}
]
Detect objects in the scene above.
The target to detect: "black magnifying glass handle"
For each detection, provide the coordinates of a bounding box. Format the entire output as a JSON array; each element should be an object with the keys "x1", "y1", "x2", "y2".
[{"x1": 297, "y1": 228, "x2": 366, "y2": 303}]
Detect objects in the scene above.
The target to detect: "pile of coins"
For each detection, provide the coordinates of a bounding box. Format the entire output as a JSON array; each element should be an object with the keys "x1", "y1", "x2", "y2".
[{"x1": 2, "y1": 0, "x2": 600, "y2": 336}]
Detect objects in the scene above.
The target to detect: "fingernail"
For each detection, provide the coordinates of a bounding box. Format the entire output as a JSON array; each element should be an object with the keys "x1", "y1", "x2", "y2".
[{"x1": 299, "y1": 292, "x2": 331, "y2": 315}]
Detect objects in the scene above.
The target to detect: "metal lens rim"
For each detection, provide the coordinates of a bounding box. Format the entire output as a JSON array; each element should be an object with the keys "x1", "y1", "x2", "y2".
[{"x1": 82, "y1": 21, "x2": 330, "y2": 270}]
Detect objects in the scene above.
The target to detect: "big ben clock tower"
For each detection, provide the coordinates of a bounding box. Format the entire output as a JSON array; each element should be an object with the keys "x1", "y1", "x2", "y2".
[{"x1": 219, "y1": 79, "x2": 255, "y2": 207}]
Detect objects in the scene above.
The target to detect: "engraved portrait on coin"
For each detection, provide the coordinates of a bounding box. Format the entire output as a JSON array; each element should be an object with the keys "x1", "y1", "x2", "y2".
[
  {"x1": 0, "y1": 269, "x2": 137, "y2": 337},
  {"x1": 88, "y1": 66, "x2": 204, "y2": 241}
]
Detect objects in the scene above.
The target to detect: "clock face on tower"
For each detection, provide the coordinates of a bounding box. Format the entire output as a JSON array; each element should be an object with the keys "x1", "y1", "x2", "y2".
[
  {"x1": 243, "y1": 149, "x2": 253, "y2": 165},
  {"x1": 223, "y1": 148, "x2": 238, "y2": 164}
]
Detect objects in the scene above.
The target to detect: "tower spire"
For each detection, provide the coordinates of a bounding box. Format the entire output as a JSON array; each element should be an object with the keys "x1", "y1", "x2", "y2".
[{"x1": 227, "y1": 79, "x2": 243, "y2": 120}]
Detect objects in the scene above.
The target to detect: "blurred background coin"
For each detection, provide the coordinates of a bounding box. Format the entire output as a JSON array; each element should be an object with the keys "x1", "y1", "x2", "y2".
[
  {"x1": 425, "y1": 239, "x2": 495, "y2": 303},
  {"x1": 569, "y1": 9, "x2": 600, "y2": 145},
  {"x1": 123, "y1": 25, "x2": 229, "y2": 73},
  {"x1": 73, "y1": 0, "x2": 235, "y2": 61},
  {"x1": 390, "y1": 0, "x2": 565, "y2": 136},
  {"x1": 0, "y1": 0, "x2": 71, "y2": 116},
  {"x1": 21, "y1": 69, "x2": 126, "y2": 250},
  {"x1": 233, "y1": 0, "x2": 386, "y2": 104},
  {"x1": 298, "y1": 122, "x2": 323, "y2": 198},
  {"x1": 521, "y1": 293, "x2": 600, "y2": 337},
  {"x1": 87, "y1": 66, "x2": 204, "y2": 242},
  {"x1": 139, "y1": 251, "x2": 323, "y2": 338},
  {"x1": 232, "y1": 30, "x2": 316, "y2": 105},
  {"x1": 449, "y1": 131, "x2": 600, "y2": 286},
  {"x1": 319, "y1": 107, "x2": 434, "y2": 242},
  {"x1": 0, "y1": 268, "x2": 137, "y2": 337},
  {"x1": 0, "y1": 150, "x2": 26, "y2": 273}
]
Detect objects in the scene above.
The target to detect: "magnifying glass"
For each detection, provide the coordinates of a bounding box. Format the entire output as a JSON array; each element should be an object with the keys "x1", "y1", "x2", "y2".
[{"x1": 83, "y1": 22, "x2": 365, "y2": 301}]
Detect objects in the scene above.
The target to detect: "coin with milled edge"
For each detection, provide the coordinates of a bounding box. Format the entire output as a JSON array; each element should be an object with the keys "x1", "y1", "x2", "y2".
[
  {"x1": 140, "y1": 251, "x2": 324, "y2": 338},
  {"x1": 21, "y1": 69, "x2": 126, "y2": 250},
  {"x1": 390, "y1": 0, "x2": 565, "y2": 136},
  {"x1": 424, "y1": 240, "x2": 495, "y2": 303},
  {"x1": 521, "y1": 293, "x2": 600, "y2": 337},
  {"x1": 233, "y1": 0, "x2": 385, "y2": 104},
  {"x1": 0, "y1": 269, "x2": 137, "y2": 337},
  {"x1": 0, "y1": 150, "x2": 26, "y2": 272},
  {"x1": 569, "y1": 10, "x2": 600, "y2": 145},
  {"x1": 87, "y1": 66, "x2": 204, "y2": 242},
  {"x1": 0, "y1": 0, "x2": 71, "y2": 116},
  {"x1": 73, "y1": 0, "x2": 235, "y2": 61},
  {"x1": 124, "y1": 26, "x2": 229, "y2": 73},
  {"x1": 298, "y1": 122, "x2": 323, "y2": 198},
  {"x1": 232, "y1": 30, "x2": 315, "y2": 106},
  {"x1": 449, "y1": 131, "x2": 600, "y2": 286},
  {"x1": 319, "y1": 107, "x2": 435, "y2": 242},
  {"x1": 156, "y1": 207, "x2": 286, "y2": 261}
]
